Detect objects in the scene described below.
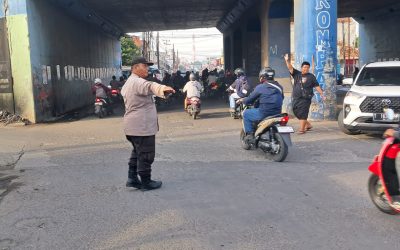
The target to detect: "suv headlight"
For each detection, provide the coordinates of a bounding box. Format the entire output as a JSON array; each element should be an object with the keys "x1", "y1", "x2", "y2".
[{"x1": 344, "y1": 91, "x2": 365, "y2": 103}]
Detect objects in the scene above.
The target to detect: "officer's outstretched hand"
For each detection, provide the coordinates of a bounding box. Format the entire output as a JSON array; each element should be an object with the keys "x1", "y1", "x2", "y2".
[
  {"x1": 163, "y1": 86, "x2": 175, "y2": 94},
  {"x1": 163, "y1": 86, "x2": 175, "y2": 98}
]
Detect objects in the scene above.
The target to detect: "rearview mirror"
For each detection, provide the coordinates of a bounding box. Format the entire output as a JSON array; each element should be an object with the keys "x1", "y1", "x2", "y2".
[{"x1": 342, "y1": 78, "x2": 353, "y2": 86}]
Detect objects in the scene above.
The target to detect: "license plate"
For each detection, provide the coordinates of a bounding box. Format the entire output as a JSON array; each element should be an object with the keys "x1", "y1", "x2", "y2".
[
  {"x1": 277, "y1": 126, "x2": 295, "y2": 133},
  {"x1": 95, "y1": 102, "x2": 103, "y2": 106},
  {"x1": 373, "y1": 113, "x2": 400, "y2": 122}
]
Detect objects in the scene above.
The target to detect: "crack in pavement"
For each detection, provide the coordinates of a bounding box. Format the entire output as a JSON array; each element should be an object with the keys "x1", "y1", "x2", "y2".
[
  {"x1": 0, "y1": 146, "x2": 25, "y2": 170},
  {"x1": 0, "y1": 146, "x2": 25, "y2": 205}
]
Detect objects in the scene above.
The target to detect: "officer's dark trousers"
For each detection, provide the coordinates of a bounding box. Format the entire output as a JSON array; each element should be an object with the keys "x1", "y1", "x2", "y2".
[{"x1": 126, "y1": 135, "x2": 155, "y2": 181}]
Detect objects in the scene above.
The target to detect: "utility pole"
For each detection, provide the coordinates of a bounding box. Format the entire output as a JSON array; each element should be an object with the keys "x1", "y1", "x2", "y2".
[
  {"x1": 157, "y1": 32, "x2": 160, "y2": 69},
  {"x1": 342, "y1": 19, "x2": 345, "y2": 76},
  {"x1": 172, "y1": 44, "x2": 175, "y2": 71},
  {"x1": 177, "y1": 50, "x2": 179, "y2": 70},
  {"x1": 142, "y1": 32, "x2": 146, "y2": 58},
  {"x1": 347, "y1": 17, "x2": 351, "y2": 75},
  {"x1": 192, "y1": 33, "x2": 196, "y2": 70}
]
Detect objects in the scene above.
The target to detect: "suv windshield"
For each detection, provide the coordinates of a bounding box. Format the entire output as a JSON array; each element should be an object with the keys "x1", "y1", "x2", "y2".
[{"x1": 356, "y1": 66, "x2": 400, "y2": 86}]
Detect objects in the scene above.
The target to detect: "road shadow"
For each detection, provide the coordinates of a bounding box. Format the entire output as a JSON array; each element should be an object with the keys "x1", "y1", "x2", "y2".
[
  {"x1": 198, "y1": 111, "x2": 231, "y2": 119},
  {"x1": 0, "y1": 173, "x2": 22, "y2": 205}
]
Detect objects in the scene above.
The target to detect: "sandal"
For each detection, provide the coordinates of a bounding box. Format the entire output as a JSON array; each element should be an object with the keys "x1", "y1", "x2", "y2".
[
  {"x1": 306, "y1": 126, "x2": 313, "y2": 131},
  {"x1": 297, "y1": 130, "x2": 306, "y2": 134}
]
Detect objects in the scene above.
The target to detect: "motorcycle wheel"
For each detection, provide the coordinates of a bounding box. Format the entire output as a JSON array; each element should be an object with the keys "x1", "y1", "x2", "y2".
[
  {"x1": 193, "y1": 112, "x2": 197, "y2": 120},
  {"x1": 240, "y1": 129, "x2": 251, "y2": 150},
  {"x1": 368, "y1": 174, "x2": 396, "y2": 215},
  {"x1": 95, "y1": 106, "x2": 103, "y2": 118},
  {"x1": 267, "y1": 133, "x2": 288, "y2": 162}
]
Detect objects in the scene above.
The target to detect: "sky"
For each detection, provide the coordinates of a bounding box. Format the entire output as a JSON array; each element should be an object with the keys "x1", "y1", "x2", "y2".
[{"x1": 131, "y1": 28, "x2": 223, "y2": 62}]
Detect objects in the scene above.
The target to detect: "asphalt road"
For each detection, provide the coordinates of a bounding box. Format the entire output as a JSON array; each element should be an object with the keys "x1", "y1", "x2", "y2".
[{"x1": 0, "y1": 100, "x2": 399, "y2": 250}]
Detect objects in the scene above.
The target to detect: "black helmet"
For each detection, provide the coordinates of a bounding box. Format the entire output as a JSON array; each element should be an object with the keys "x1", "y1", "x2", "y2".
[
  {"x1": 259, "y1": 67, "x2": 275, "y2": 81},
  {"x1": 234, "y1": 68, "x2": 245, "y2": 77}
]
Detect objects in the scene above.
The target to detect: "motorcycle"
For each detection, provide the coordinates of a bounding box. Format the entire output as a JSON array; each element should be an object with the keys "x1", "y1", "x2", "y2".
[
  {"x1": 186, "y1": 97, "x2": 201, "y2": 120},
  {"x1": 231, "y1": 102, "x2": 245, "y2": 119},
  {"x1": 94, "y1": 97, "x2": 113, "y2": 118},
  {"x1": 368, "y1": 108, "x2": 400, "y2": 214},
  {"x1": 110, "y1": 89, "x2": 122, "y2": 104},
  {"x1": 108, "y1": 85, "x2": 123, "y2": 107},
  {"x1": 240, "y1": 112, "x2": 294, "y2": 162}
]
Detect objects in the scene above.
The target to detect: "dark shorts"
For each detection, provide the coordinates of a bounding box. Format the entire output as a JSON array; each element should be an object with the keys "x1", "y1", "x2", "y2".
[{"x1": 292, "y1": 98, "x2": 311, "y2": 120}]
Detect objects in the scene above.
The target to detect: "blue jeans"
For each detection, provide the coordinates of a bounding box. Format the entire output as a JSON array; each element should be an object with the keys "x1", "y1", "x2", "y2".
[
  {"x1": 243, "y1": 108, "x2": 266, "y2": 133},
  {"x1": 229, "y1": 93, "x2": 240, "y2": 109}
]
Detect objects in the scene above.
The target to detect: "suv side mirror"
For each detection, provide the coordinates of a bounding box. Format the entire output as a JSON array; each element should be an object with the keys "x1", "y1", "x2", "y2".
[{"x1": 342, "y1": 78, "x2": 353, "y2": 86}]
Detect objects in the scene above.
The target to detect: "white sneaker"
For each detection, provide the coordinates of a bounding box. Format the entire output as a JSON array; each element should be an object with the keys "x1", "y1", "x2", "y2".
[{"x1": 391, "y1": 195, "x2": 400, "y2": 210}]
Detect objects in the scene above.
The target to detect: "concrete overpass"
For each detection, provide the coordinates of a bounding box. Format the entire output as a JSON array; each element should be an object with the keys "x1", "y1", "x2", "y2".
[{"x1": 0, "y1": 0, "x2": 399, "y2": 122}]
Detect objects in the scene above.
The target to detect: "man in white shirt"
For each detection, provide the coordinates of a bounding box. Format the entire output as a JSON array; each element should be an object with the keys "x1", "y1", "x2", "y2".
[{"x1": 183, "y1": 73, "x2": 203, "y2": 110}]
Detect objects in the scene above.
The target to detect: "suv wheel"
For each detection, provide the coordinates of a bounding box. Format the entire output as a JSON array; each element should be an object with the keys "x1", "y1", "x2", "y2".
[{"x1": 338, "y1": 110, "x2": 361, "y2": 135}]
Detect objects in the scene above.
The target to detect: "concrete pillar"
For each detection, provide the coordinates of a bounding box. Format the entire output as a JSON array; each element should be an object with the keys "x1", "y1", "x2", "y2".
[
  {"x1": 223, "y1": 34, "x2": 232, "y2": 71},
  {"x1": 294, "y1": 0, "x2": 337, "y2": 120},
  {"x1": 229, "y1": 32, "x2": 235, "y2": 71},
  {"x1": 232, "y1": 27, "x2": 243, "y2": 70},
  {"x1": 1, "y1": 0, "x2": 36, "y2": 122},
  {"x1": 358, "y1": 14, "x2": 400, "y2": 65},
  {"x1": 260, "y1": 0, "x2": 270, "y2": 68},
  {"x1": 260, "y1": 0, "x2": 292, "y2": 93}
]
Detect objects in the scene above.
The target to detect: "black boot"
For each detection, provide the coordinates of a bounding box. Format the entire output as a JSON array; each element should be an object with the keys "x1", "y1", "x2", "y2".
[
  {"x1": 140, "y1": 176, "x2": 162, "y2": 191},
  {"x1": 126, "y1": 175, "x2": 141, "y2": 188}
]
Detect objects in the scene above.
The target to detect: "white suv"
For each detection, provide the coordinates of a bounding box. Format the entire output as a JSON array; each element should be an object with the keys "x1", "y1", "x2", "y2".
[{"x1": 338, "y1": 61, "x2": 400, "y2": 134}]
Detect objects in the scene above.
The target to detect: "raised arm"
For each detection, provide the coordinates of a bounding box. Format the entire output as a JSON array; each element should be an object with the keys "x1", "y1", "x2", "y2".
[{"x1": 284, "y1": 54, "x2": 294, "y2": 75}]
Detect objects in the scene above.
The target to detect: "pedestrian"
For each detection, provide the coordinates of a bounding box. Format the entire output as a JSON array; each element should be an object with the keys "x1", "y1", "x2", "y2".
[
  {"x1": 284, "y1": 54, "x2": 325, "y2": 134},
  {"x1": 121, "y1": 57, "x2": 175, "y2": 190}
]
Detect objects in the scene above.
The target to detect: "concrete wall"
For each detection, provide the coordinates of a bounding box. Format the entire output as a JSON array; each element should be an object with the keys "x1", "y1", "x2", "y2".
[
  {"x1": 268, "y1": 19, "x2": 290, "y2": 78},
  {"x1": 0, "y1": 6, "x2": 14, "y2": 112},
  {"x1": 359, "y1": 14, "x2": 400, "y2": 65},
  {"x1": 26, "y1": 0, "x2": 121, "y2": 121},
  {"x1": 1, "y1": 0, "x2": 36, "y2": 121}
]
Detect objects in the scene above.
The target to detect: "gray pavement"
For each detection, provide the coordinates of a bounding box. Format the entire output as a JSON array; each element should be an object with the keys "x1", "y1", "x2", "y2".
[{"x1": 0, "y1": 100, "x2": 399, "y2": 250}]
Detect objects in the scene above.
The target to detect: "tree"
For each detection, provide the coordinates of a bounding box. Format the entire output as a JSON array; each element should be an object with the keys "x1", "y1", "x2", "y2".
[{"x1": 121, "y1": 36, "x2": 141, "y2": 66}]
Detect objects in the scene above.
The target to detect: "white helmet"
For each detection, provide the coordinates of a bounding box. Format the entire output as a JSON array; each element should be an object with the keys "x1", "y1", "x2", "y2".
[{"x1": 94, "y1": 78, "x2": 102, "y2": 84}]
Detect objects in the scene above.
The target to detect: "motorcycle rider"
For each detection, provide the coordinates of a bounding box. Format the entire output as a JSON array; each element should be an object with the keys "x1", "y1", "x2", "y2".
[
  {"x1": 237, "y1": 67, "x2": 284, "y2": 141},
  {"x1": 183, "y1": 73, "x2": 203, "y2": 110},
  {"x1": 109, "y1": 75, "x2": 120, "y2": 90},
  {"x1": 92, "y1": 78, "x2": 112, "y2": 113},
  {"x1": 228, "y1": 68, "x2": 250, "y2": 114},
  {"x1": 92, "y1": 78, "x2": 110, "y2": 99}
]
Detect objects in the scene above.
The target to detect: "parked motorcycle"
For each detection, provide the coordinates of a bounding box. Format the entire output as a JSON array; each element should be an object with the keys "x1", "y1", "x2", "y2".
[
  {"x1": 240, "y1": 112, "x2": 294, "y2": 162},
  {"x1": 368, "y1": 108, "x2": 400, "y2": 214},
  {"x1": 186, "y1": 97, "x2": 201, "y2": 120},
  {"x1": 94, "y1": 98, "x2": 113, "y2": 118}
]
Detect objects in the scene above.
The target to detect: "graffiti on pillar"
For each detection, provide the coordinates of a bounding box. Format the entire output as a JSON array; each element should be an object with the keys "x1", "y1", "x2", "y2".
[{"x1": 313, "y1": 0, "x2": 337, "y2": 120}]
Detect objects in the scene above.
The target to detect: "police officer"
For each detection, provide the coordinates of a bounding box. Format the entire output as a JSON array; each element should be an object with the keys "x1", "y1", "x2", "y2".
[{"x1": 121, "y1": 57, "x2": 175, "y2": 191}]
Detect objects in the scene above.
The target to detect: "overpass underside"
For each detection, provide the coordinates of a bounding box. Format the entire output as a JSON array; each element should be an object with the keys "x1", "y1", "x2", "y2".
[{"x1": 0, "y1": 0, "x2": 399, "y2": 122}]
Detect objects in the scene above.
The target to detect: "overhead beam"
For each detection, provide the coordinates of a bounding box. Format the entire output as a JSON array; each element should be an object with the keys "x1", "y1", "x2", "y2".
[
  {"x1": 48, "y1": 0, "x2": 124, "y2": 38},
  {"x1": 217, "y1": 0, "x2": 258, "y2": 33}
]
